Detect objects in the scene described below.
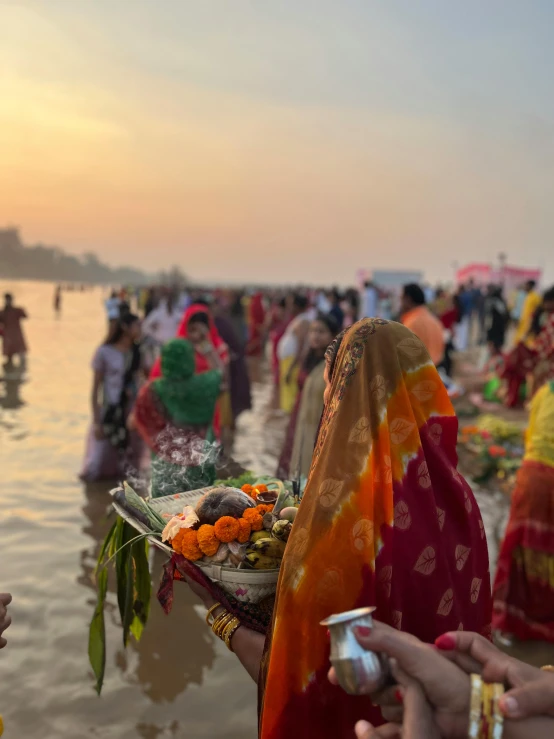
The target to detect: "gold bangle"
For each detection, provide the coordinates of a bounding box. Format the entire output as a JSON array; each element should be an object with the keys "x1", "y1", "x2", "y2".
[
  {"x1": 222, "y1": 617, "x2": 239, "y2": 649},
  {"x1": 481, "y1": 682, "x2": 490, "y2": 739},
  {"x1": 541, "y1": 665, "x2": 554, "y2": 672},
  {"x1": 469, "y1": 674, "x2": 483, "y2": 739},
  {"x1": 222, "y1": 617, "x2": 240, "y2": 650},
  {"x1": 205, "y1": 602, "x2": 222, "y2": 626},
  {"x1": 491, "y1": 683, "x2": 504, "y2": 739},
  {"x1": 212, "y1": 612, "x2": 234, "y2": 638},
  {"x1": 210, "y1": 611, "x2": 229, "y2": 635}
]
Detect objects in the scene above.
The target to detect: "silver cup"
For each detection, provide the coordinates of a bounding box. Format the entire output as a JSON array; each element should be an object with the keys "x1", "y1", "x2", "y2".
[{"x1": 321, "y1": 607, "x2": 389, "y2": 695}]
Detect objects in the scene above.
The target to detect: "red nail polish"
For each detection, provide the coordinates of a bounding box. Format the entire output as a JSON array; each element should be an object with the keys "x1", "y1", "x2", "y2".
[
  {"x1": 355, "y1": 625, "x2": 372, "y2": 637},
  {"x1": 435, "y1": 634, "x2": 456, "y2": 650},
  {"x1": 395, "y1": 689, "x2": 404, "y2": 703}
]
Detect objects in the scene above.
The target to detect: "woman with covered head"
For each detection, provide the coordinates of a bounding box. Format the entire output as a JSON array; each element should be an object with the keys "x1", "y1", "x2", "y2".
[
  {"x1": 133, "y1": 338, "x2": 222, "y2": 497},
  {"x1": 182, "y1": 318, "x2": 491, "y2": 737}
]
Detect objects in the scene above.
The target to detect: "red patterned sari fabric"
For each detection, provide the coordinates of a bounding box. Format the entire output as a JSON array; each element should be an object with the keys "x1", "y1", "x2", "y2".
[
  {"x1": 259, "y1": 319, "x2": 491, "y2": 738},
  {"x1": 492, "y1": 460, "x2": 554, "y2": 642}
]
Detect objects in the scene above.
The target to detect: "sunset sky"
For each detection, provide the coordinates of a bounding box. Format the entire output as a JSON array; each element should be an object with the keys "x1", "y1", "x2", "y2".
[{"x1": 1, "y1": 1, "x2": 553, "y2": 284}]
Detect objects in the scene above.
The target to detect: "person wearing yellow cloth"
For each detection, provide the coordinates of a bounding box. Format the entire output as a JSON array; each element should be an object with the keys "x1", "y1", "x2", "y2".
[
  {"x1": 493, "y1": 381, "x2": 554, "y2": 642},
  {"x1": 515, "y1": 279, "x2": 542, "y2": 344},
  {"x1": 276, "y1": 294, "x2": 311, "y2": 413}
]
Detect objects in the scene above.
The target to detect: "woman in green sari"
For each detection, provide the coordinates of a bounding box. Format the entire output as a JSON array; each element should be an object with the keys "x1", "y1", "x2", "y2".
[{"x1": 133, "y1": 338, "x2": 222, "y2": 497}]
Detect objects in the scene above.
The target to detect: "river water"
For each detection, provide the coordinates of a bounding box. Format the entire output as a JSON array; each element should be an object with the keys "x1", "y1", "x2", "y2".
[{"x1": 0, "y1": 280, "x2": 551, "y2": 739}]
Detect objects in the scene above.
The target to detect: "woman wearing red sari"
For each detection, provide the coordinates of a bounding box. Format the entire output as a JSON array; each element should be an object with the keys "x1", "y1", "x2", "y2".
[
  {"x1": 150, "y1": 303, "x2": 228, "y2": 378},
  {"x1": 179, "y1": 319, "x2": 491, "y2": 737},
  {"x1": 246, "y1": 292, "x2": 266, "y2": 358},
  {"x1": 501, "y1": 286, "x2": 554, "y2": 407},
  {"x1": 150, "y1": 303, "x2": 228, "y2": 436}
]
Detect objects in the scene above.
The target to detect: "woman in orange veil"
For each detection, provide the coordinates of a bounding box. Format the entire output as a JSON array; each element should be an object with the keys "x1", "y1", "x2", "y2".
[{"x1": 180, "y1": 318, "x2": 491, "y2": 737}]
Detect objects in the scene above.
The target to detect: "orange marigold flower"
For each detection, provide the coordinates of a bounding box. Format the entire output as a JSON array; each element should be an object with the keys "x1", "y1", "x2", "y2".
[
  {"x1": 488, "y1": 445, "x2": 507, "y2": 458},
  {"x1": 255, "y1": 504, "x2": 275, "y2": 515},
  {"x1": 237, "y1": 518, "x2": 251, "y2": 543},
  {"x1": 255, "y1": 484, "x2": 268, "y2": 493},
  {"x1": 241, "y1": 484, "x2": 253, "y2": 496},
  {"x1": 249, "y1": 513, "x2": 264, "y2": 532},
  {"x1": 214, "y1": 516, "x2": 240, "y2": 543},
  {"x1": 197, "y1": 524, "x2": 220, "y2": 557},
  {"x1": 243, "y1": 507, "x2": 261, "y2": 523},
  {"x1": 461, "y1": 425, "x2": 479, "y2": 435},
  {"x1": 172, "y1": 528, "x2": 203, "y2": 561}
]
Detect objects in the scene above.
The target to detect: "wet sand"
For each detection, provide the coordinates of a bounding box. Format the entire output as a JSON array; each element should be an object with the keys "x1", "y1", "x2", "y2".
[{"x1": 1, "y1": 280, "x2": 552, "y2": 739}]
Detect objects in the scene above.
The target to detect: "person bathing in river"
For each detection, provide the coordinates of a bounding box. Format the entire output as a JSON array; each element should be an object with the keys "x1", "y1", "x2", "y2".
[
  {"x1": 133, "y1": 339, "x2": 222, "y2": 497},
  {"x1": 0, "y1": 293, "x2": 28, "y2": 371},
  {"x1": 180, "y1": 319, "x2": 491, "y2": 737},
  {"x1": 80, "y1": 313, "x2": 144, "y2": 482},
  {"x1": 150, "y1": 303, "x2": 228, "y2": 439}
]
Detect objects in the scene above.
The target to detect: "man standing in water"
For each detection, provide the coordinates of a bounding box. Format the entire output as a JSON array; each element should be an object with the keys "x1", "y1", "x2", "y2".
[
  {"x1": 0, "y1": 293, "x2": 28, "y2": 371},
  {"x1": 54, "y1": 285, "x2": 62, "y2": 316}
]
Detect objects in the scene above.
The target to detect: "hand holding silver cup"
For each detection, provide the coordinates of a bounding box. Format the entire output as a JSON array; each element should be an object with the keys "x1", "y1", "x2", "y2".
[{"x1": 321, "y1": 607, "x2": 390, "y2": 695}]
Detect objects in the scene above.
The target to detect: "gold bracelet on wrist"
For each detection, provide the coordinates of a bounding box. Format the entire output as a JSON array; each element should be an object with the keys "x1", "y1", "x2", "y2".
[
  {"x1": 222, "y1": 617, "x2": 241, "y2": 651},
  {"x1": 205, "y1": 602, "x2": 222, "y2": 626},
  {"x1": 541, "y1": 665, "x2": 554, "y2": 672},
  {"x1": 212, "y1": 612, "x2": 234, "y2": 638}
]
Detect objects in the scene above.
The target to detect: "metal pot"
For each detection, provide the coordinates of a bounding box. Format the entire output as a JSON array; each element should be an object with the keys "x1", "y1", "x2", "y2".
[{"x1": 320, "y1": 607, "x2": 389, "y2": 695}]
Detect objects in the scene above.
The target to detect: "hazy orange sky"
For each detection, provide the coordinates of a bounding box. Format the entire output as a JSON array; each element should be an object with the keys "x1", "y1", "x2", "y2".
[{"x1": 1, "y1": 1, "x2": 553, "y2": 284}]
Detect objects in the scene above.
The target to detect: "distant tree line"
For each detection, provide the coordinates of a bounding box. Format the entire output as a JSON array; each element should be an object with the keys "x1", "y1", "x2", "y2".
[{"x1": 0, "y1": 228, "x2": 186, "y2": 286}]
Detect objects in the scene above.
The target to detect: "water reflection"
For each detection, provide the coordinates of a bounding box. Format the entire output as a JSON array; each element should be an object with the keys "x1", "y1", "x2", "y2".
[
  {"x1": 127, "y1": 563, "x2": 216, "y2": 702},
  {"x1": 0, "y1": 376, "x2": 24, "y2": 410}
]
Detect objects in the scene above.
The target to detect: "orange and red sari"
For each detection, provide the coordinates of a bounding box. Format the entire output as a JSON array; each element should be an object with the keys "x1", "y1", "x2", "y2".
[{"x1": 259, "y1": 319, "x2": 491, "y2": 737}]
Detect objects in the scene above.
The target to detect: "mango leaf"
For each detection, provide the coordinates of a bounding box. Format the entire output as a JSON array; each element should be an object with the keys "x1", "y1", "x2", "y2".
[
  {"x1": 122, "y1": 543, "x2": 135, "y2": 647},
  {"x1": 95, "y1": 520, "x2": 117, "y2": 574},
  {"x1": 88, "y1": 564, "x2": 108, "y2": 695},
  {"x1": 130, "y1": 539, "x2": 151, "y2": 642},
  {"x1": 115, "y1": 520, "x2": 134, "y2": 626}
]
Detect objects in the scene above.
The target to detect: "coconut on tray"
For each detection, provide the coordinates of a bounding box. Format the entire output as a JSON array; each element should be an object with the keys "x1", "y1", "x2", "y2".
[{"x1": 162, "y1": 481, "x2": 298, "y2": 571}]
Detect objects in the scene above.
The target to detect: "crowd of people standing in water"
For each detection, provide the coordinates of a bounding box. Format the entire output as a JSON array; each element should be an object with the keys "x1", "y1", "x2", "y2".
[{"x1": 1, "y1": 275, "x2": 554, "y2": 736}]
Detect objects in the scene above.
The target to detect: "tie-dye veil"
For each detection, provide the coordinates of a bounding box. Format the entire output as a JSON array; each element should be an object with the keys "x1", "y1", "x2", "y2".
[{"x1": 259, "y1": 319, "x2": 491, "y2": 738}]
